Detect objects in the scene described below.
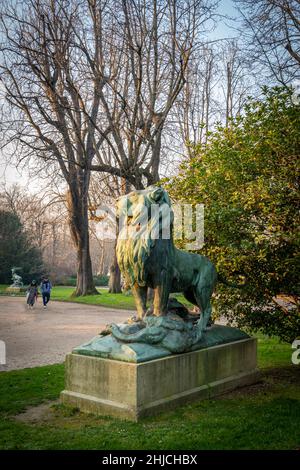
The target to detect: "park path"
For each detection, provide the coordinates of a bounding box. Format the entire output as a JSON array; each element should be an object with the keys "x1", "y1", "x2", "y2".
[{"x1": 0, "y1": 297, "x2": 131, "y2": 371}]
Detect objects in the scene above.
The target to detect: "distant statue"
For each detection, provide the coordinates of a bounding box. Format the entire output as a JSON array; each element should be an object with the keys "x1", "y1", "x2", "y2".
[
  {"x1": 116, "y1": 186, "x2": 217, "y2": 341},
  {"x1": 10, "y1": 267, "x2": 23, "y2": 288}
]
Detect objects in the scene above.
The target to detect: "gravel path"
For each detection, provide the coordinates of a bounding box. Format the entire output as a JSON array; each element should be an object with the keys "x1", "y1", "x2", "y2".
[{"x1": 0, "y1": 297, "x2": 131, "y2": 371}]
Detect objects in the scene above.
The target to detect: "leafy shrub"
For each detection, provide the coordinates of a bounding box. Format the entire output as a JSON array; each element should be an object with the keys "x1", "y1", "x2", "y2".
[
  {"x1": 0, "y1": 210, "x2": 44, "y2": 284},
  {"x1": 54, "y1": 274, "x2": 109, "y2": 287},
  {"x1": 167, "y1": 87, "x2": 300, "y2": 342}
]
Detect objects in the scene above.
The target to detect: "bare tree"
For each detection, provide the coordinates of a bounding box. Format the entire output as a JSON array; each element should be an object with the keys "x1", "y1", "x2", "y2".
[
  {"x1": 169, "y1": 37, "x2": 259, "y2": 160},
  {"x1": 220, "y1": 40, "x2": 254, "y2": 126},
  {"x1": 88, "y1": 0, "x2": 218, "y2": 185},
  {"x1": 83, "y1": 0, "x2": 217, "y2": 292},
  {"x1": 235, "y1": 0, "x2": 300, "y2": 85},
  {"x1": 0, "y1": 183, "x2": 77, "y2": 277},
  {"x1": 0, "y1": 183, "x2": 61, "y2": 248},
  {"x1": 0, "y1": 0, "x2": 216, "y2": 295},
  {"x1": 89, "y1": 173, "x2": 122, "y2": 292},
  {"x1": 0, "y1": 0, "x2": 110, "y2": 294},
  {"x1": 169, "y1": 44, "x2": 218, "y2": 160}
]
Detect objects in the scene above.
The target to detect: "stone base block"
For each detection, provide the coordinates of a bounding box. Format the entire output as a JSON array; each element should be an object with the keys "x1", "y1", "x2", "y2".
[
  {"x1": 61, "y1": 338, "x2": 259, "y2": 421},
  {"x1": 6, "y1": 287, "x2": 22, "y2": 293}
]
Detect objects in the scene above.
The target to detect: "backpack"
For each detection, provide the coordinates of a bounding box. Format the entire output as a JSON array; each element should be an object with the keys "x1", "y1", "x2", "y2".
[{"x1": 42, "y1": 281, "x2": 50, "y2": 293}]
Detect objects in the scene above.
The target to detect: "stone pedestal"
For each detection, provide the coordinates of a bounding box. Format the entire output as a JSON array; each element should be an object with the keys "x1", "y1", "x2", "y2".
[
  {"x1": 5, "y1": 286, "x2": 22, "y2": 293},
  {"x1": 61, "y1": 337, "x2": 259, "y2": 421}
]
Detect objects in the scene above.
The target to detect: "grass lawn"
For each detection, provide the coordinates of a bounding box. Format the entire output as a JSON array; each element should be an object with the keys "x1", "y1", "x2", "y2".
[
  {"x1": 0, "y1": 284, "x2": 137, "y2": 309},
  {"x1": 0, "y1": 285, "x2": 192, "y2": 310},
  {"x1": 0, "y1": 335, "x2": 299, "y2": 450},
  {"x1": 51, "y1": 286, "x2": 137, "y2": 310}
]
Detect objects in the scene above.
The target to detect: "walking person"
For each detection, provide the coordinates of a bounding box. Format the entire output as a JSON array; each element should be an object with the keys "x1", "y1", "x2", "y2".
[
  {"x1": 40, "y1": 276, "x2": 52, "y2": 309},
  {"x1": 26, "y1": 280, "x2": 38, "y2": 309}
]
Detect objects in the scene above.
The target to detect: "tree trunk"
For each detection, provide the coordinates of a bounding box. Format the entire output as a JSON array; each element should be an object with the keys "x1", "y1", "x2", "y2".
[
  {"x1": 107, "y1": 177, "x2": 130, "y2": 294},
  {"x1": 108, "y1": 248, "x2": 121, "y2": 293},
  {"x1": 98, "y1": 240, "x2": 104, "y2": 275},
  {"x1": 75, "y1": 235, "x2": 97, "y2": 296},
  {"x1": 67, "y1": 186, "x2": 98, "y2": 297}
]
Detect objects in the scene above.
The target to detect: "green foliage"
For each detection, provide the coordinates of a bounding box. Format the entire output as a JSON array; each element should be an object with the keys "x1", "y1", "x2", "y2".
[
  {"x1": 54, "y1": 275, "x2": 109, "y2": 287},
  {"x1": 93, "y1": 274, "x2": 109, "y2": 286},
  {"x1": 167, "y1": 87, "x2": 300, "y2": 342},
  {"x1": 0, "y1": 210, "x2": 44, "y2": 284}
]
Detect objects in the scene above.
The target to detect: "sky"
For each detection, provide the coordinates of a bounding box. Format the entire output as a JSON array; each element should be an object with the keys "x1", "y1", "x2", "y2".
[
  {"x1": 0, "y1": 0, "x2": 239, "y2": 193},
  {"x1": 214, "y1": 0, "x2": 238, "y2": 39},
  {"x1": 0, "y1": 156, "x2": 25, "y2": 188}
]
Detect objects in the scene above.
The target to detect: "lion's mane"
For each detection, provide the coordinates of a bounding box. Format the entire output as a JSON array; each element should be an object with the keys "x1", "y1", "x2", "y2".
[{"x1": 116, "y1": 187, "x2": 173, "y2": 286}]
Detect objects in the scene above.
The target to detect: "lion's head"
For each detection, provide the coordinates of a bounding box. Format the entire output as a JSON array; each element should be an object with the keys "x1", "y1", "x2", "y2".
[{"x1": 116, "y1": 186, "x2": 174, "y2": 286}]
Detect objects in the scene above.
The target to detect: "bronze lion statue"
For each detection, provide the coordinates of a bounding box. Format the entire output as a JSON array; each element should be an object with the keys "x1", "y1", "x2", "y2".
[{"x1": 116, "y1": 186, "x2": 217, "y2": 339}]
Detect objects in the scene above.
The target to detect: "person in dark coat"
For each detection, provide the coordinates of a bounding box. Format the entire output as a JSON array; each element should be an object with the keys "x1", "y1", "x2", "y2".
[
  {"x1": 40, "y1": 277, "x2": 52, "y2": 308},
  {"x1": 26, "y1": 280, "x2": 38, "y2": 309}
]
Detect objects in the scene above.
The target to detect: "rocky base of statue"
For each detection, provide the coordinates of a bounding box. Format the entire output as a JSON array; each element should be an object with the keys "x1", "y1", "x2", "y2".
[{"x1": 73, "y1": 298, "x2": 249, "y2": 363}]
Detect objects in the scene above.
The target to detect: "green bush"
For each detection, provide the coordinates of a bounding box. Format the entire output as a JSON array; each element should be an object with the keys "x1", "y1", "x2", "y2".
[
  {"x1": 54, "y1": 274, "x2": 109, "y2": 287},
  {"x1": 93, "y1": 274, "x2": 109, "y2": 286},
  {"x1": 167, "y1": 87, "x2": 300, "y2": 342},
  {"x1": 0, "y1": 210, "x2": 44, "y2": 284}
]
